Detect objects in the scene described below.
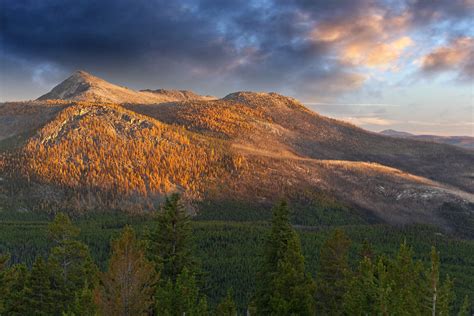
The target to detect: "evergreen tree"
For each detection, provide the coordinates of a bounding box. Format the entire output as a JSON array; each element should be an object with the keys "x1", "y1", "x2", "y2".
[
  {"x1": 155, "y1": 267, "x2": 209, "y2": 315},
  {"x1": 254, "y1": 201, "x2": 315, "y2": 315},
  {"x1": 98, "y1": 226, "x2": 157, "y2": 316},
  {"x1": 174, "y1": 268, "x2": 208, "y2": 315},
  {"x1": 1, "y1": 263, "x2": 29, "y2": 316},
  {"x1": 154, "y1": 279, "x2": 175, "y2": 315},
  {"x1": 0, "y1": 253, "x2": 10, "y2": 314},
  {"x1": 0, "y1": 253, "x2": 8, "y2": 271},
  {"x1": 216, "y1": 289, "x2": 237, "y2": 316},
  {"x1": 343, "y1": 257, "x2": 377, "y2": 315},
  {"x1": 147, "y1": 193, "x2": 209, "y2": 315},
  {"x1": 65, "y1": 281, "x2": 98, "y2": 316},
  {"x1": 315, "y1": 228, "x2": 351, "y2": 315},
  {"x1": 24, "y1": 256, "x2": 54, "y2": 316},
  {"x1": 48, "y1": 213, "x2": 80, "y2": 244},
  {"x1": 47, "y1": 213, "x2": 98, "y2": 314},
  {"x1": 457, "y1": 296, "x2": 471, "y2": 316},
  {"x1": 147, "y1": 193, "x2": 194, "y2": 280},
  {"x1": 359, "y1": 239, "x2": 374, "y2": 261},
  {"x1": 344, "y1": 244, "x2": 458, "y2": 315},
  {"x1": 428, "y1": 246, "x2": 441, "y2": 316},
  {"x1": 386, "y1": 242, "x2": 425, "y2": 314},
  {"x1": 422, "y1": 247, "x2": 455, "y2": 316},
  {"x1": 374, "y1": 257, "x2": 391, "y2": 315},
  {"x1": 436, "y1": 275, "x2": 454, "y2": 316}
]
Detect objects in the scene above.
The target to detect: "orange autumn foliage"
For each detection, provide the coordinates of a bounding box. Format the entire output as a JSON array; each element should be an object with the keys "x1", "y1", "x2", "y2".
[{"x1": 5, "y1": 103, "x2": 245, "y2": 204}]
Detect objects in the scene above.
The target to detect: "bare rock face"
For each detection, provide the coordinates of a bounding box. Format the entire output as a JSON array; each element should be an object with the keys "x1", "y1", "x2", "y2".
[
  {"x1": 38, "y1": 70, "x2": 214, "y2": 104},
  {"x1": 38, "y1": 71, "x2": 94, "y2": 101}
]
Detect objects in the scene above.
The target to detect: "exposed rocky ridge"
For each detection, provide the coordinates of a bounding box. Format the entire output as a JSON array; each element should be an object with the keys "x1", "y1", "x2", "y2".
[
  {"x1": 140, "y1": 89, "x2": 215, "y2": 101},
  {"x1": 38, "y1": 70, "x2": 213, "y2": 104}
]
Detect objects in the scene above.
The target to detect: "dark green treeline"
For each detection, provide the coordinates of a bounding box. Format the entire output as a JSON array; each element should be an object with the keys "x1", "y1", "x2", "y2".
[{"x1": 0, "y1": 196, "x2": 471, "y2": 315}]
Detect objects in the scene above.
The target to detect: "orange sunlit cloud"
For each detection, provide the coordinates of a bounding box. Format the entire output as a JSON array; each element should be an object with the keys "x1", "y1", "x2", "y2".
[
  {"x1": 311, "y1": 11, "x2": 413, "y2": 69},
  {"x1": 342, "y1": 36, "x2": 413, "y2": 68}
]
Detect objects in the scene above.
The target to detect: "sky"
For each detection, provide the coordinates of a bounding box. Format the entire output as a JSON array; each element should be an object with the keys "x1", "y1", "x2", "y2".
[{"x1": 0, "y1": 0, "x2": 473, "y2": 136}]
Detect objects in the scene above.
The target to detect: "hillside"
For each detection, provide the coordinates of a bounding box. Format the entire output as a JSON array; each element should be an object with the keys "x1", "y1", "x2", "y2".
[
  {"x1": 381, "y1": 129, "x2": 474, "y2": 150},
  {"x1": 1, "y1": 102, "x2": 243, "y2": 212},
  {"x1": 128, "y1": 92, "x2": 474, "y2": 193},
  {"x1": 1, "y1": 72, "x2": 473, "y2": 235}
]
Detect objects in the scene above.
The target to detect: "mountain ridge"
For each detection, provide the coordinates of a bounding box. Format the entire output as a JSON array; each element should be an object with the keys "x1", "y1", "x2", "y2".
[
  {"x1": 38, "y1": 70, "x2": 215, "y2": 104},
  {"x1": 380, "y1": 129, "x2": 474, "y2": 150},
  {"x1": 1, "y1": 71, "x2": 473, "y2": 235}
]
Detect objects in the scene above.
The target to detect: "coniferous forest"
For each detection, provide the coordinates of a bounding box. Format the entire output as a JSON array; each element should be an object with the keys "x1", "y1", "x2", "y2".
[{"x1": 1, "y1": 194, "x2": 472, "y2": 315}]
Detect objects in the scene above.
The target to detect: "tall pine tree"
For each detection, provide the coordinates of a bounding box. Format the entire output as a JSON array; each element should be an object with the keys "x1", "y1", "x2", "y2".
[
  {"x1": 147, "y1": 193, "x2": 208, "y2": 315},
  {"x1": 24, "y1": 257, "x2": 54, "y2": 316},
  {"x1": 254, "y1": 200, "x2": 315, "y2": 315},
  {"x1": 425, "y1": 247, "x2": 456, "y2": 316},
  {"x1": 386, "y1": 242, "x2": 425, "y2": 314},
  {"x1": 155, "y1": 267, "x2": 208, "y2": 316},
  {"x1": 315, "y1": 228, "x2": 352, "y2": 315},
  {"x1": 343, "y1": 256, "x2": 377, "y2": 315},
  {"x1": 0, "y1": 263, "x2": 29, "y2": 315},
  {"x1": 47, "y1": 213, "x2": 98, "y2": 314},
  {"x1": 147, "y1": 193, "x2": 195, "y2": 280}
]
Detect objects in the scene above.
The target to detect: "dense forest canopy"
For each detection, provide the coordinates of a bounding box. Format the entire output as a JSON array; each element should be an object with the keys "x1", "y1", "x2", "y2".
[{"x1": 1, "y1": 196, "x2": 472, "y2": 315}]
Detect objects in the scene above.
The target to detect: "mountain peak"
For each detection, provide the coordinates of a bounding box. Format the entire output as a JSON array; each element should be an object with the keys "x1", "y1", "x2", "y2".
[
  {"x1": 37, "y1": 70, "x2": 107, "y2": 101},
  {"x1": 380, "y1": 129, "x2": 414, "y2": 137},
  {"x1": 70, "y1": 70, "x2": 96, "y2": 81},
  {"x1": 37, "y1": 71, "x2": 212, "y2": 104},
  {"x1": 74, "y1": 69, "x2": 90, "y2": 75},
  {"x1": 223, "y1": 91, "x2": 307, "y2": 111}
]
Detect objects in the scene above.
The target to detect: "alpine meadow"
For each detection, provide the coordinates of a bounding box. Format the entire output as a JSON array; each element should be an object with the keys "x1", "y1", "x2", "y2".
[{"x1": 0, "y1": 0, "x2": 473, "y2": 315}]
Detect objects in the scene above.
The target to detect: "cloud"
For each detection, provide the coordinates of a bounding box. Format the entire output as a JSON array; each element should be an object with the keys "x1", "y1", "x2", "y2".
[
  {"x1": 419, "y1": 37, "x2": 474, "y2": 81},
  {"x1": 0, "y1": 0, "x2": 472, "y2": 101},
  {"x1": 342, "y1": 36, "x2": 413, "y2": 68},
  {"x1": 310, "y1": 10, "x2": 413, "y2": 69},
  {"x1": 296, "y1": 68, "x2": 367, "y2": 100},
  {"x1": 407, "y1": 0, "x2": 474, "y2": 25},
  {"x1": 341, "y1": 116, "x2": 398, "y2": 126}
]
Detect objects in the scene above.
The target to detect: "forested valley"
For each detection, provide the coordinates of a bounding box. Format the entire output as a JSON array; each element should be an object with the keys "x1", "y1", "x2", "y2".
[{"x1": 1, "y1": 194, "x2": 472, "y2": 315}]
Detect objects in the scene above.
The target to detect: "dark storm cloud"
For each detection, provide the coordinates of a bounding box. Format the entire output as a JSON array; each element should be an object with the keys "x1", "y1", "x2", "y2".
[
  {"x1": 0, "y1": 0, "x2": 472, "y2": 100},
  {"x1": 1, "y1": 0, "x2": 237, "y2": 66}
]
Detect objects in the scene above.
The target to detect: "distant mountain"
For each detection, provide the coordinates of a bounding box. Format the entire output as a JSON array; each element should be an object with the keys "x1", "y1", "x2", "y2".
[
  {"x1": 1, "y1": 71, "x2": 473, "y2": 236},
  {"x1": 38, "y1": 70, "x2": 214, "y2": 104},
  {"x1": 380, "y1": 129, "x2": 474, "y2": 150},
  {"x1": 380, "y1": 129, "x2": 415, "y2": 137}
]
